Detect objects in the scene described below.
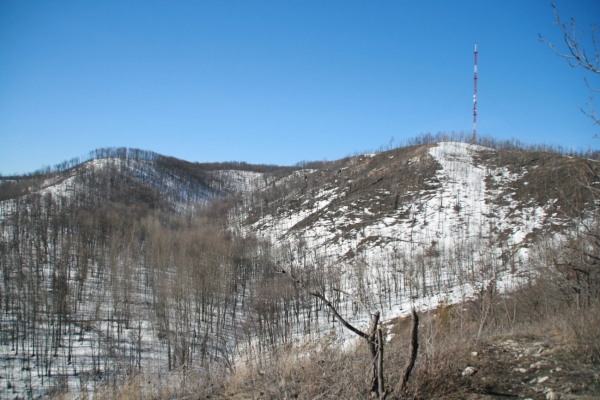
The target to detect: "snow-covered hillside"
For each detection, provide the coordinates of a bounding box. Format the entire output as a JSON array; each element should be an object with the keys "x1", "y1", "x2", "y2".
[
  {"x1": 0, "y1": 156, "x2": 272, "y2": 398},
  {"x1": 246, "y1": 142, "x2": 564, "y2": 326},
  {"x1": 0, "y1": 142, "x2": 588, "y2": 398},
  {"x1": 17, "y1": 157, "x2": 269, "y2": 212},
  {"x1": 38, "y1": 158, "x2": 228, "y2": 206},
  {"x1": 208, "y1": 170, "x2": 266, "y2": 193}
]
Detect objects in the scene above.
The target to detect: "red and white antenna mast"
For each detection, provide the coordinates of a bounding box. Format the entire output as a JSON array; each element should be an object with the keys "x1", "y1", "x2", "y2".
[{"x1": 473, "y1": 42, "x2": 478, "y2": 141}]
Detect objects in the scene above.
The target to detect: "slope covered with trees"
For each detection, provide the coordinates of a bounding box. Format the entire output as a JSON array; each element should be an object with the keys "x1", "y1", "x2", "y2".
[
  {"x1": 0, "y1": 139, "x2": 599, "y2": 399},
  {"x1": 0, "y1": 149, "x2": 302, "y2": 397}
]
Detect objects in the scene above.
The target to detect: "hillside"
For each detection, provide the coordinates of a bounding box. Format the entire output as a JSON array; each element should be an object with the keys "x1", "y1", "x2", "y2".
[
  {"x1": 0, "y1": 141, "x2": 599, "y2": 399},
  {"x1": 0, "y1": 148, "x2": 298, "y2": 209},
  {"x1": 0, "y1": 149, "x2": 298, "y2": 398},
  {"x1": 241, "y1": 142, "x2": 591, "y2": 323}
]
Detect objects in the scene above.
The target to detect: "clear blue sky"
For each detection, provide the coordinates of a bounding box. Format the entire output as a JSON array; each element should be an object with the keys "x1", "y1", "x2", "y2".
[{"x1": 1, "y1": 0, "x2": 599, "y2": 175}]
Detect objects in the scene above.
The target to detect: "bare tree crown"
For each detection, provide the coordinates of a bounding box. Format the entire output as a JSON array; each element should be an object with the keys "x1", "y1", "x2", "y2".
[{"x1": 540, "y1": 3, "x2": 599, "y2": 126}]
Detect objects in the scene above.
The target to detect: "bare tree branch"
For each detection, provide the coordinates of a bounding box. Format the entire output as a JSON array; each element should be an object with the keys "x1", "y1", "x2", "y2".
[
  {"x1": 585, "y1": 77, "x2": 600, "y2": 93},
  {"x1": 279, "y1": 267, "x2": 392, "y2": 398},
  {"x1": 539, "y1": 3, "x2": 599, "y2": 73},
  {"x1": 333, "y1": 287, "x2": 375, "y2": 315},
  {"x1": 277, "y1": 268, "x2": 372, "y2": 342},
  {"x1": 540, "y1": 3, "x2": 600, "y2": 127},
  {"x1": 582, "y1": 96, "x2": 600, "y2": 126}
]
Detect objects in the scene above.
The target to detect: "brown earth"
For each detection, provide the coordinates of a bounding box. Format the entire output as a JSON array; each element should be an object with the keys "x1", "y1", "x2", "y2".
[{"x1": 450, "y1": 334, "x2": 600, "y2": 400}]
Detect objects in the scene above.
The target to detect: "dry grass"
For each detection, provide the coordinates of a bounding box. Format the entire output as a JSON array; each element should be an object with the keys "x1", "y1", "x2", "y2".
[
  {"x1": 221, "y1": 335, "x2": 372, "y2": 399},
  {"x1": 50, "y1": 279, "x2": 600, "y2": 400},
  {"x1": 215, "y1": 286, "x2": 600, "y2": 399},
  {"x1": 52, "y1": 366, "x2": 228, "y2": 400}
]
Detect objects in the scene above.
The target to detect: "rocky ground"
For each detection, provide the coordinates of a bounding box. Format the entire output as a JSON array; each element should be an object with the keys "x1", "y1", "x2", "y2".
[{"x1": 457, "y1": 335, "x2": 600, "y2": 400}]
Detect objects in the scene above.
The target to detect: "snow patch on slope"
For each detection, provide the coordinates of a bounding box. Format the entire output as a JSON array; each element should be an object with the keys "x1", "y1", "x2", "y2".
[
  {"x1": 210, "y1": 170, "x2": 265, "y2": 193},
  {"x1": 247, "y1": 142, "x2": 555, "y2": 337}
]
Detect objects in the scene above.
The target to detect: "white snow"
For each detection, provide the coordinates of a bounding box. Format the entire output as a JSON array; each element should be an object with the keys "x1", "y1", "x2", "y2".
[
  {"x1": 0, "y1": 142, "x2": 572, "y2": 397},
  {"x1": 209, "y1": 170, "x2": 265, "y2": 193},
  {"x1": 245, "y1": 142, "x2": 558, "y2": 345}
]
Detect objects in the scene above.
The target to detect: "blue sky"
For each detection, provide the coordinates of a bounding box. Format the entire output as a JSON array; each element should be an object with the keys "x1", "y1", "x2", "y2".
[{"x1": 1, "y1": 0, "x2": 599, "y2": 175}]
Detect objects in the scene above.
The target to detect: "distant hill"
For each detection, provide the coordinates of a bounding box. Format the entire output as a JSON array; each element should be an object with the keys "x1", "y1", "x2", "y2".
[{"x1": 0, "y1": 147, "x2": 301, "y2": 210}]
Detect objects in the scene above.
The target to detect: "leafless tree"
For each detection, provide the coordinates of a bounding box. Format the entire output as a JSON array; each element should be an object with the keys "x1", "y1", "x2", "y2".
[
  {"x1": 278, "y1": 267, "x2": 419, "y2": 399},
  {"x1": 540, "y1": 3, "x2": 600, "y2": 127}
]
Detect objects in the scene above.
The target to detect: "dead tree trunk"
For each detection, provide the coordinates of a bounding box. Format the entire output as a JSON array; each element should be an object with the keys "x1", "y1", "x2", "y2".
[
  {"x1": 279, "y1": 268, "x2": 387, "y2": 398},
  {"x1": 368, "y1": 311, "x2": 381, "y2": 394},
  {"x1": 377, "y1": 328, "x2": 385, "y2": 398},
  {"x1": 398, "y1": 308, "x2": 419, "y2": 395},
  {"x1": 279, "y1": 267, "x2": 419, "y2": 399}
]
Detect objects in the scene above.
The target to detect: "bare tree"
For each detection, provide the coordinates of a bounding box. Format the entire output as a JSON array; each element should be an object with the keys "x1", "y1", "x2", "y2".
[
  {"x1": 540, "y1": 3, "x2": 600, "y2": 126},
  {"x1": 397, "y1": 309, "x2": 419, "y2": 395},
  {"x1": 278, "y1": 267, "x2": 419, "y2": 399}
]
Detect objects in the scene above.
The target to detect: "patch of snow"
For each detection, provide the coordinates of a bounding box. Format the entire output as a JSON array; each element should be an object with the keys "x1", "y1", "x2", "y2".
[{"x1": 243, "y1": 142, "x2": 558, "y2": 346}]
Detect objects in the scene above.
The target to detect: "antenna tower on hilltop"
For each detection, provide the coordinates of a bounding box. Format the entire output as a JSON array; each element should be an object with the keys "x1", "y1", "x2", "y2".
[{"x1": 473, "y1": 42, "x2": 478, "y2": 142}]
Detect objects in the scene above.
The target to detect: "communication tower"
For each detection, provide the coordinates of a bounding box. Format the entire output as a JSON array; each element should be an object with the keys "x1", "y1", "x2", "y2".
[{"x1": 473, "y1": 43, "x2": 478, "y2": 141}]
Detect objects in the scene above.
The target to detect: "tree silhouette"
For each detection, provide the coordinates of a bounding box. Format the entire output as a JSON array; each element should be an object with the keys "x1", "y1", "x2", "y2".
[{"x1": 540, "y1": 3, "x2": 600, "y2": 127}]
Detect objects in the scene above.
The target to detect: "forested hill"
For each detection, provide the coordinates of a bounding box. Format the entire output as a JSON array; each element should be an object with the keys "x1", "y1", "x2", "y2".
[
  {"x1": 1, "y1": 140, "x2": 599, "y2": 398},
  {"x1": 0, "y1": 147, "x2": 309, "y2": 397},
  {"x1": 0, "y1": 147, "x2": 303, "y2": 208}
]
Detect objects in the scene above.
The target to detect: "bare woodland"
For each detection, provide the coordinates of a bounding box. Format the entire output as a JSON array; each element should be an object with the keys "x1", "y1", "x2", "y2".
[{"x1": 0, "y1": 136, "x2": 599, "y2": 399}]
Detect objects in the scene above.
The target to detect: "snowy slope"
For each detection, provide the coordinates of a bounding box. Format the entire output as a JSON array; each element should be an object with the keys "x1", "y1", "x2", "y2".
[
  {"x1": 245, "y1": 142, "x2": 561, "y2": 326},
  {"x1": 208, "y1": 170, "x2": 266, "y2": 193},
  {"x1": 25, "y1": 158, "x2": 266, "y2": 210},
  {"x1": 250, "y1": 142, "x2": 547, "y2": 257},
  {"x1": 0, "y1": 142, "x2": 582, "y2": 398},
  {"x1": 0, "y1": 158, "x2": 269, "y2": 398}
]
